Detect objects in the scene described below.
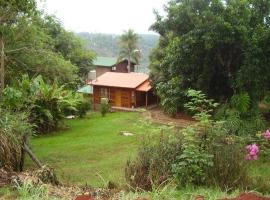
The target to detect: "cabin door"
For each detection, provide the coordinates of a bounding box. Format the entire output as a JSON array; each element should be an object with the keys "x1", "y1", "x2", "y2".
[
  {"x1": 121, "y1": 89, "x2": 131, "y2": 108},
  {"x1": 115, "y1": 89, "x2": 121, "y2": 107}
]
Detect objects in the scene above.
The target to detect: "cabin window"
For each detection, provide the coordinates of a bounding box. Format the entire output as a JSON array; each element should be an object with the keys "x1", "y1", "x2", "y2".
[
  {"x1": 112, "y1": 66, "x2": 116, "y2": 71},
  {"x1": 100, "y1": 88, "x2": 108, "y2": 98}
]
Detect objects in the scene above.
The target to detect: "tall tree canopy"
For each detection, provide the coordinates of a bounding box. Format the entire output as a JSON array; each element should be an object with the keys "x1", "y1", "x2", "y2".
[
  {"x1": 118, "y1": 29, "x2": 140, "y2": 72},
  {"x1": 150, "y1": 0, "x2": 270, "y2": 107},
  {"x1": 0, "y1": 1, "x2": 95, "y2": 93}
]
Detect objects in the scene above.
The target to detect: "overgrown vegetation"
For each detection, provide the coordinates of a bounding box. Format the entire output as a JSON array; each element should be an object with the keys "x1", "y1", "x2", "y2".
[
  {"x1": 1, "y1": 75, "x2": 84, "y2": 134},
  {"x1": 126, "y1": 90, "x2": 269, "y2": 193},
  {"x1": 0, "y1": 110, "x2": 32, "y2": 171}
]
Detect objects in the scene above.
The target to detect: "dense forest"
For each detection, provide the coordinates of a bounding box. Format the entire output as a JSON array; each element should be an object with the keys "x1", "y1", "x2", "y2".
[{"x1": 77, "y1": 32, "x2": 159, "y2": 70}]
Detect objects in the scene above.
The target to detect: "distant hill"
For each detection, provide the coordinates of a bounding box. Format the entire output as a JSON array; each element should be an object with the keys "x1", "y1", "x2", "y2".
[{"x1": 77, "y1": 32, "x2": 159, "y2": 73}]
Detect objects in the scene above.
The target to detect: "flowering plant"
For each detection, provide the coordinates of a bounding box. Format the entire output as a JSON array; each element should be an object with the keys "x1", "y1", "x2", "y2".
[
  {"x1": 263, "y1": 130, "x2": 270, "y2": 140},
  {"x1": 245, "y1": 129, "x2": 270, "y2": 161},
  {"x1": 245, "y1": 144, "x2": 259, "y2": 160}
]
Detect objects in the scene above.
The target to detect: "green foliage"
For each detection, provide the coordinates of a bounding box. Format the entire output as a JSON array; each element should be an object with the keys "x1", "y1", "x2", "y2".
[
  {"x1": 230, "y1": 93, "x2": 251, "y2": 114},
  {"x1": 150, "y1": 0, "x2": 270, "y2": 102},
  {"x1": 15, "y1": 181, "x2": 61, "y2": 200},
  {"x1": 75, "y1": 98, "x2": 92, "y2": 118},
  {"x1": 1, "y1": 75, "x2": 82, "y2": 134},
  {"x1": 215, "y1": 103, "x2": 266, "y2": 136},
  {"x1": 172, "y1": 127, "x2": 214, "y2": 186},
  {"x1": 1, "y1": 2, "x2": 95, "y2": 88},
  {"x1": 156, "y1": 77, "x2": 186, "y2": 115},
  {"x1": 0, "y1": 109, "x2": 32, "y2": 171},
  {"x1": 118, "y1": 29, "x2": 140, "y2": 67},
  {"x1": 125, "y1": 130, "x2": 183, "y2": 190},
  {"x1": 184, "y1": 89, "x2": 219, "y2": 119},
  {"x1": 100, "y1": 98, "x2": 109, "y2": 117}
]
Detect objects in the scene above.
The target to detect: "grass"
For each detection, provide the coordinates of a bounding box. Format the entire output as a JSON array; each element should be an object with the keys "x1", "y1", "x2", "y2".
[
  {"x1": 26, "y1": 112, "x2": 149, "y2": 187},
  {"x1": 118, "y1": 186, "x2": 242, "y2": 200},
  {"x1": 23, "y1": 111, "x2": 270, "y2": 199}
]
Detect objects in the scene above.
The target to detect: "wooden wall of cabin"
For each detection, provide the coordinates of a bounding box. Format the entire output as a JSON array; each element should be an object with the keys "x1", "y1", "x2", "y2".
[
  {"x1": 95, "y1": 66, "x2": 111, "y2": 77},
  {"x1": 93, "y1": 86, "x2": 133, "y2": 108},
  {"x1": 115, "y1": 60, "x2": 135, "y2": 73},
  {"x1": 136, "y1": 91, "x2": 146, "y2": 107}
]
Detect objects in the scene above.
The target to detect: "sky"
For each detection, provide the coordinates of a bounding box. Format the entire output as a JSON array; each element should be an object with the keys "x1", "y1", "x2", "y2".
[{"x1": 37, "y1": 0, "x2": 168, "y2": 34}]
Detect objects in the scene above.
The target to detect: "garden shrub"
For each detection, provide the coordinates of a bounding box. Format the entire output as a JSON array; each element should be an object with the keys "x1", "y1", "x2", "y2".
[
  {"x1": 184, "y1": 89, "x2": 219, "y2": 118},
  {"x1": 125, "y1": 131, "x2": 183, "y2": 190},
  {"x1": 76, "y1": 98, "x2": 92, "y2": 118},
  {"x1": 100, "y1": 98, "x2": 109, "y2": 117}
]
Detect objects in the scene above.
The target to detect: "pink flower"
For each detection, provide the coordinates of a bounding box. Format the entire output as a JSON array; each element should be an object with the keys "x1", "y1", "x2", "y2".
[
  {"x1": 245, "y1": 144, "x2": 259, "y2": 161},
  {"x1": 263, "y1": 130, "x2": 270, "y2": 140}
]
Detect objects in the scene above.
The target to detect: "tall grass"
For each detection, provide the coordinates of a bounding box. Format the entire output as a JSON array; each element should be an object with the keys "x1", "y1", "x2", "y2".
[
  {"x1": 0, "y1": 110, "x2": 32, "y2": 171},
  {"x1": 15, "y1": 181, "x2": 62, "y2": 200}
]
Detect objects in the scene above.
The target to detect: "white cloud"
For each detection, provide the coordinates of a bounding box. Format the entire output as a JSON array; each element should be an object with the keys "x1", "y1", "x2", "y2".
[{"x1": 37, "y1": 0, "x2": 168, "y2": 34}]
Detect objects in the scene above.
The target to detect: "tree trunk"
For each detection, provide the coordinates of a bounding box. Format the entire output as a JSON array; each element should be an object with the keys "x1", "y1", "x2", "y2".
[
  {"x1": 19, "y1": 134, "x2": 28, "y2": 172},
  {"x1": 24, "y1": 142, "x2": 43, "y2": 168},
  {"x1": 127, "y1": 56, "x2": 131, "y2": 73},
  {"x1": 0, "y1": 35, "x2": 4, "y2": 94}
]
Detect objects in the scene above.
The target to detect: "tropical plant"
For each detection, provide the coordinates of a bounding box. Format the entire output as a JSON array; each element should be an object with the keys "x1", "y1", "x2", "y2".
[
  {"x1": 184, "y1": 89, "x2": 219, "y2": 120},
  {"x1": 1, "y1": 75, "x2": 83, "y2": 134},
  {"x1": 230, "y1": 93, "x2": 251, "y2": 114},
  {"x1": 118, "y1": 29, "x2": 140, "y2": 72}
]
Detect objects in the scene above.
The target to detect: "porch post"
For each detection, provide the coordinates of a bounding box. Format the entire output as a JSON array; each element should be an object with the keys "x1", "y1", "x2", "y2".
[{"x1": 146, "y1": 91, "x2": 148, "y2": 108}]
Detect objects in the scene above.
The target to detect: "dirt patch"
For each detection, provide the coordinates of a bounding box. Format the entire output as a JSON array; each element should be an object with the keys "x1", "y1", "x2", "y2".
[
  {"x1": 145, "y1": 107, "x2": 195, "y2": 128},
  {"x1": 75, "y1": 195, "x2": 94, "y2": 200},
  {"x1": 222, "y1": 193, "x2": 270, "y2": 200}
]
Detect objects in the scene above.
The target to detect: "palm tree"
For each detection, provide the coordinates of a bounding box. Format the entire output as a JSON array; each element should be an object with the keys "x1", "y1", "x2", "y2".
[{"x1": 118, "y1": 29, "x2": 140, "y2": 72}]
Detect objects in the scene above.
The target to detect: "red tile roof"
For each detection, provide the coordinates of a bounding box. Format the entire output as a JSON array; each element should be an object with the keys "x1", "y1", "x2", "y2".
[
  {"x1": 136, "y1": 80, "x2": 152, "y2": 92},
  {"x1": 91, "y1": 72, "x2": 150, "y2": 89}
]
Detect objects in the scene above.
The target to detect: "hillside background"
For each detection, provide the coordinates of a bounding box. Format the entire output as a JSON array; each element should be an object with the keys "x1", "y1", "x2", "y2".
[{"x1": 77, "y1": 33, "x2": 159, "y2": 73}]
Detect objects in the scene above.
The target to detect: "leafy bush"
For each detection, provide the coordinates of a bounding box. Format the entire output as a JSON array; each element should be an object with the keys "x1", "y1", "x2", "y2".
[
  {"x1": 76, "y1": 98, "x2": 92, "y2": 118},
  {"x1": 172, "y1": 126, "x2": 214, "y2": 186},
  {"x1": 184, "y1": 89, "x2": 219, "y2": 120},
  {"x1": 100, "y1": 98, "x2": 109, "y2": 117},
  {"x1": 215, "y1": 104, "x2": 266, "y2": 136},
  {"x1": 125, "y1": 131, "x2": 183, "y2": 190},
  {"x1": 156, "y1": 77, "x2": 186, "y2": 116},
  {"x1": 0, "y1": 109, "x2": 32, "y2": 171},
  {"x1": 1, "y1": 75, "x2": 83, "y2": 134},
  {"x1": 127, "y1": 95, "x2": 250, "y2": 191}
]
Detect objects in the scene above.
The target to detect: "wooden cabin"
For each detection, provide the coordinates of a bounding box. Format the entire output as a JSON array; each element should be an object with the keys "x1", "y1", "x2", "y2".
[
  {"x1": 91, "y1": 57, "x2": 136, "y2": 78},
  {"x1": 91, "y1": 72, "x2": 156, "y2": 108}
]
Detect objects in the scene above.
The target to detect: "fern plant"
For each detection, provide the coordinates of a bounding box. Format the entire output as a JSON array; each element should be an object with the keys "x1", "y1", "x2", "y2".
[{"x1": 230, "y1": 92, "x2": 250, "y2": 114}]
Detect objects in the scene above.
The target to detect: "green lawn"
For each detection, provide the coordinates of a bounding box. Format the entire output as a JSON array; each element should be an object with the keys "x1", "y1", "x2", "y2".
[{"x1": 26, "y1": 112, "x2": 148, "y2": 187}]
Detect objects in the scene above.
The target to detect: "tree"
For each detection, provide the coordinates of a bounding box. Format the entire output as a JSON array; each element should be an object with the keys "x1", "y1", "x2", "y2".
[
  {"x1": 150, "y1": 0, "x2": 270, "y2": 109},
  {"x1": 118, "y1": 29, "x2": 140, "y2": 72},
  {"x1": 0, "y1": 0, "x2": 36, "y2": 93}
]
